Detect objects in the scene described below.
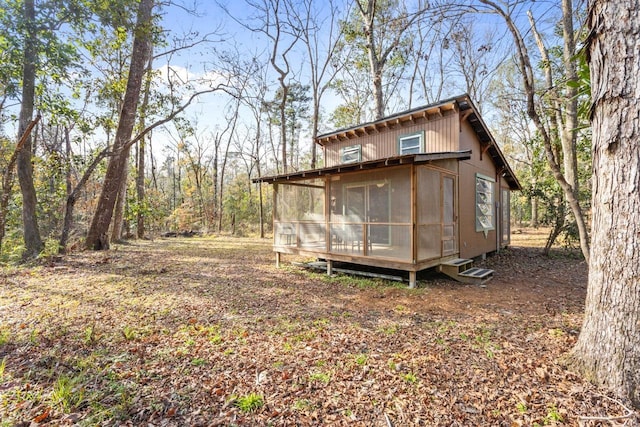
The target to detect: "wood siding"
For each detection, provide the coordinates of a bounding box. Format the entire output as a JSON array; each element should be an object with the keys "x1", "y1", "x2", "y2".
[
  {"x1": 458, "y1": 120, "x2": 500, "y2": 259},
  {"x1": 324, "y1": 113, "x2": 460, "y2": 167}
]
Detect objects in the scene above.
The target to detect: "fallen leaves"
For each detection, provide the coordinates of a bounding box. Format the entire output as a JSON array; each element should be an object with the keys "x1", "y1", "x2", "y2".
[{"x1": 0, "y1": 235, "x2": 637, "y2": 425}]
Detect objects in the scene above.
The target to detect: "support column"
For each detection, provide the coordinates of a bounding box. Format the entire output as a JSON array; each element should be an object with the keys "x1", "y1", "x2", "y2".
[
  {"x1": 409, "y1": 271, "x2": 416, "y2": 289},
  {"x1": 327, "y1": 260, "x2": 333, "y2": 276},
  {"x1": 275, "y1": 252, "x2": 281, "y2": 268}
]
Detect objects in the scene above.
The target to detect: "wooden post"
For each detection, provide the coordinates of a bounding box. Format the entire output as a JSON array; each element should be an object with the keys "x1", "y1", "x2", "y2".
[
  {"x1": 409, "y1": 271, "x2": 416, "y2": 289},
  {"x1": 327, "y1": 259, "x2": 333, "y2": 276},
  {"x1": 275, "y1": 252, "x2": 281, "y2": 268}
]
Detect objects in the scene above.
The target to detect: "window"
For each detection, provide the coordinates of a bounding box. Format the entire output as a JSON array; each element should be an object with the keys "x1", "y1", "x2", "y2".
[
  {"x1": 475, "y1": 174, "x2": 495, "y2": 234},
  {"x1": 398, "y1": 131, "x2": 424, "y2": 155},
  {"x1": 341, "y1": 145, "x2": 361, "y2": 164}
]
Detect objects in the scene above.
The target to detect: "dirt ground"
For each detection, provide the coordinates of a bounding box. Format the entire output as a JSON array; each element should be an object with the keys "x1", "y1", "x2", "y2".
[{"x1": 0, "y1": 229, "x2": 638, "y2": 426}]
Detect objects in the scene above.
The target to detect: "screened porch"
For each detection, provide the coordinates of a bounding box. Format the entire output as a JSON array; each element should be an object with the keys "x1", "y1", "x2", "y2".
[{"x1": 273, "y1": 166, "x2": 437, "y2": 264}]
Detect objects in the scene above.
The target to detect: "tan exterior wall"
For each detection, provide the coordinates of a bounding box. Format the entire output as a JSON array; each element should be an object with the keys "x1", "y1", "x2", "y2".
[
  {"x1": 458, "y1": 120, "x2": 500, "y2": 259},
  {"x1": 324, "y1": 113, "x2": 460, "y2": 167}
]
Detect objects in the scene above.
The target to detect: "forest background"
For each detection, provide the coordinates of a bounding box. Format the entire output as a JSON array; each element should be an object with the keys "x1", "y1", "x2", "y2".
[{"x1": 0, "y1": 0, "x2": 590, "y2": 261}]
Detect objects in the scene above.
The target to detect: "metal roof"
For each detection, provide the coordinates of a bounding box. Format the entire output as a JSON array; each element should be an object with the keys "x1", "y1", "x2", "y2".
[
  {"x1": 254, "y1": 94, "x2": 521, "y2": 190},
  {"x1": 253, "y1": 151, "x2": 472, "y2": 184}
]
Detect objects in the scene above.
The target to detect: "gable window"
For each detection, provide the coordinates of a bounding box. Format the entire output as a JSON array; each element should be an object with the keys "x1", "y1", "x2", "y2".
[
  {"x1": 341, "y1": 144, "x2": 361, "y2": 164},
  {"x1": 398, "y1": 131, "x2": 424, "y2": 155},
  {"x1": 475, "y1": 174, "x2": 495, "y2": 234}
]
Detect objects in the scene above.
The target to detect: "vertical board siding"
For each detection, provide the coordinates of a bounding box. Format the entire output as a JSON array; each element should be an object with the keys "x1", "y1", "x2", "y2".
[
  {"x1": 458, "y1": 120, "x2": 499, "y2": 259},
  {"x1": 323, "y1": 113, "x2": 460, "y2": 167}
]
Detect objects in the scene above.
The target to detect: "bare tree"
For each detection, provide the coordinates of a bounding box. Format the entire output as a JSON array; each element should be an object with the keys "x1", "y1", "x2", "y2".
[
  {"x1": 351, "y1": 0, "x2": 431, "y2": 119},
  {"x1": 223, "y1": 0, "x2": 303, "y2": 174},
  {"x1": 406, "y1": 14, "x2": 455, "y2": 107},
  {"x1": 217, "y1": 98, "x2": 242, "y2": 232},
  {"x1": 292, "y1": 0, "x2": 345, "y2": 168},
  {"x1": 477, "y1": 0, "x2": 590, "y2": 261},
  {"x1": 449, "y1": 18, "x2": 508, "y2": 113},
  {"x1": 569, "y1": 0, "x2": 640, "y2": 409}
]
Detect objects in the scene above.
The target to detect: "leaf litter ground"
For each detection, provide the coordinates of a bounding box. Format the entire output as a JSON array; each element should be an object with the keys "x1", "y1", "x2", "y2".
[{"x1": 0, "y1": 229, "x2": 638, "y2": 426}]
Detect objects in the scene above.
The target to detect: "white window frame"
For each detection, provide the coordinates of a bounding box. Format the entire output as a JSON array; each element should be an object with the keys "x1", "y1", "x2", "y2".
[
  {"x1": 398, "y1": 131, "x2": 424, "y2": 155},
  {"x1": 341, "y1": 144, "x2": 362, "y2": 164},
  {"x1": 475, "y1": 173, "x2": 495, "y2": 234}
]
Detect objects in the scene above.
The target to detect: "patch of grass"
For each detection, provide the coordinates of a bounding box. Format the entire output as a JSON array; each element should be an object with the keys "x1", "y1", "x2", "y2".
[
  {"x1": 0, "y1": 357, "x2": 6, "y2": 379},
  {"x1": 29, "y1": 328, "x2": 39, "y2": 345},
  {"x1": 544, "y1": 404, "x2": 563, "y2": 423},
  {"x1": 122, "y1": 325, "x2": 136, "y2": 341},
  {"x1": 209, "y1": 333, "x2": 223, "y2": 345},
  {"x1": 474, "y1": 327, "x2": 500, "y2": 359},
  {"x1": 516, "y1": 402, "x2": 527, "y2": 413},
  {"x1": 196, "y1": 323, "x2": 221, "y2": 336},
  {"x1": 74, "y1": 354, "x2": 98, "y2": 371},
  {"x1": 235, "y1": 393, "x2": 264, "y2": 413},
  {"x1": 402, "y1": 372, "x2": 418, "y2": 384},
  {"x1": 309, "y1": 371, "x2": 331, "y2": 384},
  {"x1": 379, "y1": 324, "x2": 398, "y2": 335},
  {"x1": 292, "y1": 330, "x2": 316, "y2": 342},
  {"x1": 83, "y1": 324, "x2": 98, "y2": 345},
  {"x1": 191, "y1": 357, "x2": 207, "y2": 366},
  {"x1": 548, "y1": 328, "x2": 565, "y2": 338},
  {"x1": 354, "y1": 353, "x2": 368, "y2": 366},
  {"x1": 437, "y1": 320, "x2": 458, "y2": 333},
  {"x1": 51, "y1": 374, "x2": 85, "y2": 413},
  {"x1": 312, "y1": 318, "x2": 329, "y2": 328},
  {"x1": 0, "y1": 328, "x2": 9, "y2": 345},
  {"x1": 394, "y1": 304, "x2": 407, "y2": 313},
  {"x1": 293, "y1": 399, "x2": 312, "y2": 411}
]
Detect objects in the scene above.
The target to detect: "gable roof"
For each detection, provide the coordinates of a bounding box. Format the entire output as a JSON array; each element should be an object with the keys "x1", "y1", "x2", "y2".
[
  {"x1": 316, "y1": 94, "x2": 521, "y2": 191},
  {"x1": 254, "y1": 95, "x2": 521, "y2": 190}
]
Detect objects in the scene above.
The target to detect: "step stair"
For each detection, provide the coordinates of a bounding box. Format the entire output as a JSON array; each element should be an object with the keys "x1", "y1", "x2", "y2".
[{"x1": 439, "y1": 258, "x2": 494, "y2": 285}]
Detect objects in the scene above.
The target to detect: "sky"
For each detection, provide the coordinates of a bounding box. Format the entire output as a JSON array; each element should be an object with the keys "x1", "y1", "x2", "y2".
[{"x1": 2, "y1": 0, "x2": 573, "y2": 167}]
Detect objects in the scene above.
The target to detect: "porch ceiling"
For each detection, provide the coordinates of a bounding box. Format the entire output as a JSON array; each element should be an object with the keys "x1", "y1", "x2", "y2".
[{"x1": 252, "y1": 151, "x2": 472, "y2": 184}]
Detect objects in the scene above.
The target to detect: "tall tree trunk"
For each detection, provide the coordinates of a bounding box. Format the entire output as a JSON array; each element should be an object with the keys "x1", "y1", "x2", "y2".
[
  {"x1": 17, "y1": 0, "x2": 44, "y2": 259},
  {"x1": 279, "y1": 83, "x2": 288, "y2": 173},
  {"x1": 85, "y1": 0, "x2": 154, "y2": 250},
  {"x1": 255, "y1": 120, "x2": 265, "y2": 239},
  {"x1": 217, "y1": 100, "x2": 241, "y2": 233},
  {"x1": 217, "y1": 144, "x2": 230, "y2": 233},
  {"x1": 0, "y1": 115, "x2": 40, "y2": 253},
  {"x1": 530, "y1": 198, "x2": 538, "y2": 228},
  {"x1": 111, "y1": 160, "x2": 129, "y2": 241},
  {"x1": 560, "y1": 0, "x2": 579, "y2": 195},
  {"x1": 569, "y1": 0, "x2": 640, "y2": 409},
  {"x1": 136, "y1": 134, "x2": 147, "y2": 238},
  {"x1": 212, "y1": 134, "x2": 220, "y2": 227},
  {"x1": 358, "y1": 0, "x2": 385, "y2": 120},
  {"x1": 136, "y1": 46, "x2": 153, "y2": 239}
]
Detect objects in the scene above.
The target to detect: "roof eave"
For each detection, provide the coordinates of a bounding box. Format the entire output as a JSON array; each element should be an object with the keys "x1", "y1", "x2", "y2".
[{"x1": 252, "y1": 151, "x2": 472, "y2": 184}]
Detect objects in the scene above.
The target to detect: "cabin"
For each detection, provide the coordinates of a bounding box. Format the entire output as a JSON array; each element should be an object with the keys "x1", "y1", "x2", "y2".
[{"x1": 254, "y1": 94, "x2": 521, "y2": 287}]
